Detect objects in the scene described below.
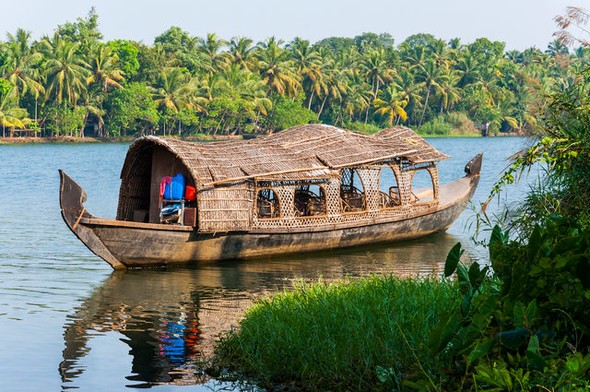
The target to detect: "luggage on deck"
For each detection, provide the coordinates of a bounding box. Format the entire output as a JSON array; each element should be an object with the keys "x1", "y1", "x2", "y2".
[{"x1": 163, "y1": 173, "x2": 185, "y2": 200}]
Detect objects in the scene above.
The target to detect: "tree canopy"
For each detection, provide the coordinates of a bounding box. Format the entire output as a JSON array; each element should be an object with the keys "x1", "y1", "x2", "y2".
[{"x1": 0, "y1": 9, "x2": 585, "y2": 138}]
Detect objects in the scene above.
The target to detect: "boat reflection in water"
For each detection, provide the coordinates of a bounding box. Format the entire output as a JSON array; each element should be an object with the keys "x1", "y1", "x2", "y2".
[{"x1": 60, "y1": 232, "x2": 474, "y2": 389}]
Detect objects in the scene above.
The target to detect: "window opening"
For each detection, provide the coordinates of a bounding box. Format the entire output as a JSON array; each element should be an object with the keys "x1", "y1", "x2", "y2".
[
  {"x1": 294, "y1": 184, "x2": 327, "y2": 217},
  {"x1": 340, "y1": 168, "x2": 367, "y2": 213},
  {"x1": 410, "y1": 169, "x2": 435, "y2": 204},
  {"x1": 379, "y1": 165, "x2": 401, "y2": 208},
  {"x1": 256, "y1": 188, "x2": 280, "y2": 219}
]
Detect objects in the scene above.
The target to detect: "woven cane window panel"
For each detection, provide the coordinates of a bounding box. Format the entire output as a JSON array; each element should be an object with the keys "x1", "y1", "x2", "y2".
[{"x1": 198, "y1": 163, "x2": 440, "y2": 233}]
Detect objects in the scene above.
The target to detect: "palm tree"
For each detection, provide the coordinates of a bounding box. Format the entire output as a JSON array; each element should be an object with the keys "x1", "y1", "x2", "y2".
[
  {"x1": 256, "y1": 37, "x2": 301, "y2": 97},
  {"x1": 338, "y1": 70, "x2": 372, "y2": 125},
  {"x1": 415, "y1": 59, "x2": 445, "y2": 125},
  {"x1": 473, "y1": 66, "x2": 504, "y2": 106},
  {"x1": 41, "y1": 37, "x2": 90, "y2": 107},
  {"x1": 333, "y1": 46, "x2": 360, "y2": 69},
  {"x1": 220, "y1": 64, "x2": 272, "y2": 128},
  {"x1": 0, "y1": 92, "x2": 31, "y2": 136},
  {"x1": 151, "y1": 68, "x2": 195, "y2": 112},
  {"x1": 505, "y1": 50, "x2": 523, "y2": 64},
  {"x1": 150, "y1": 67, "x2": 196, "y2": 134},
  {"x1": 198, "y1": 33, "x2": 230, "y2": 71},
  {"x1": 87, "y1": 45, "x2": 125, "y2": 93},
  {"x1": 392, "y1": 69, "x2": 422, "y2": 124},
  {"x1": 360, "y1": 48, "x2": 395, "y2": 98},
  {"x1": 0, "y1": 29, "x2": 45, "y2": 99},
  {"x1": 436, "y1": 69, "x2": 462, "y2": 113},
  {"x1": 428, "y1": 38, "x2": 452, "y2": 68},
  {"x1": 455, "y1": 52, "x2": 480, "y2": 87},
  {"x1": 289, "y1": 38, "x2": 324, "y2": 110},
  {"x1": 373, "y1": 85, "x2": 408, "y2": 126},
  {"x1": 77, "y1": 90, "x2": 105, "y2": 137},
  {"x1": 317, "y1": 66, "x2": 349, "y2": 118},
  {"x1": 228, "y1": 36, "x2": 257, "y2": 71}
]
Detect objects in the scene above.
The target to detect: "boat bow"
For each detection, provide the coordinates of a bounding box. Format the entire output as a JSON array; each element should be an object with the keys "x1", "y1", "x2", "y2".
[{"x1": 59, "y1": 170, "x2": 125, "y2": 270}]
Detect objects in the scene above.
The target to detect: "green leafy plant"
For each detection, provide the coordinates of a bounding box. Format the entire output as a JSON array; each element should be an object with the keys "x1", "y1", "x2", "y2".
[{"x1": 426, "y1": 219, "x2": 590, "y2": 390}]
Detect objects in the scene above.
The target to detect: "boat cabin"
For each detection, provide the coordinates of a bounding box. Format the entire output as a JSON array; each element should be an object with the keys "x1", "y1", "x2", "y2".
[{"x1": 116, "y1": 125, "x2": 449, "y2": 233}]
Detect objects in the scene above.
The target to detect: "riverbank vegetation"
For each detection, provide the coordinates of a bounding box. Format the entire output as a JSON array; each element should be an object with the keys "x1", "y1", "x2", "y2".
[
  {"x1": 215, "y1": 276, "x2": 462, "y2": 390},
  {"x1": 1, "y1": 8, "x2": 588, "y2": 139},
  {"x1": 214, "y1": 9, "x2": 590, "y2": 390}
]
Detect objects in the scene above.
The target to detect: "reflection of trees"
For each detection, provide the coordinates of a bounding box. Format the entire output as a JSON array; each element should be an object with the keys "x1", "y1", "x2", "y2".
[{"x1": 60, "y1": 236, "x2": 470, "y2": 388}]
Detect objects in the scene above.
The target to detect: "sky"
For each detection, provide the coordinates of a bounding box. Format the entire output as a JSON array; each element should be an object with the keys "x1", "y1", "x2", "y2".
[{"x1": 1, "y1": 0, "x2": 584, "y2": 51}]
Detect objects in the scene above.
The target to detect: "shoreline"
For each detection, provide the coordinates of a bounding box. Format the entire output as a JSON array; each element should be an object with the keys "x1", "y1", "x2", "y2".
[
  {"x1": 0, "y1": 131, "x2": 523, "y2": 145},
  {"x1": 0, "y1": 135, "x2": 244, "y2": 145}
]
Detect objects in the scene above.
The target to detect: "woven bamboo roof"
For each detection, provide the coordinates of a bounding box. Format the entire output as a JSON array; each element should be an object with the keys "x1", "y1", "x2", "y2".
[{"x1": 123, "y1": 124, "x2": 449, "y2": 188}]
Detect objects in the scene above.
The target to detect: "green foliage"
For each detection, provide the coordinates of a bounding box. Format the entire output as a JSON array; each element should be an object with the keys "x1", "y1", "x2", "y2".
[
  {"x1": 489, "y1": 68, "x2": 590, "y2": 235},
  {"x1": 444, "y1": 111, "x2": 478, "y2": 135},
  {"x1": 265, "y1": 95, "x2": 316, "y2": 132},
  {"x1": 108, "y1": 40, "x2": 140, "y2": 80},
  {"x1": 54, "y1": 7, "x2": 102, "y2": 55},
  {"x1": 353, "y1": 32, "x2": 395, "y2": 52},
  {"x1": 215, "y1": 275, "x2": 460, "y2": 391},
  {"x1": 0, "y1": 9, "x2": 585, "y2": 138},
  {"x1": 425, "y1": 220, "x2": 590, "y2": 390},
  {"x1": 418, "y1": 116, "x2": 453, "y2": 135},
  {"x1": 44, "y1": 105, "x2": 85, "y2": 136},
  {"x1": 104, "y1": 82, "x2": 159, "y2": 136},
  {"x1": 344, "y1": 121, "x2": 382, "y2": 134},
  {"x1": 313, "y1": 36, "x2": 355, "y2": 54},
  {"x1": 418, "y1": 113, "x2": 478, "y2": 138},
  {"x1": 0, "y1": 78, "x2": 12, "y2": 99}
]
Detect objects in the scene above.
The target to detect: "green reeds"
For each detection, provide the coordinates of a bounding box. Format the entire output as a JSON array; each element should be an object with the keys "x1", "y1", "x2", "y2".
[{"x1": 215, "y1": 275, "x2": 460, "y2": 391}]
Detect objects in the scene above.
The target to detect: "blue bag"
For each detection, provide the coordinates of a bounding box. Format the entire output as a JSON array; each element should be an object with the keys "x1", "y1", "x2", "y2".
[{"x1": 164, "y1": 173, "x2": 185, "y2": 200}]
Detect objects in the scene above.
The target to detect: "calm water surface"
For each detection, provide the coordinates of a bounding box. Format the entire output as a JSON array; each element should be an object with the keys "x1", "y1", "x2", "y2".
[{"x1": 0, "y1": 137, "x2": 535, "y2": 391}]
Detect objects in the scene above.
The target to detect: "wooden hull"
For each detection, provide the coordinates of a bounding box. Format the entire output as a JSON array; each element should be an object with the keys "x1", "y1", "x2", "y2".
[{"x1": 59, "y1": 154, "x2": 481, "y2": 270}]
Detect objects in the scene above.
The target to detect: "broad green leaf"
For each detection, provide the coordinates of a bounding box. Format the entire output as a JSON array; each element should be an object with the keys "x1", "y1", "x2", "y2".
[
  {"x1": 490, "y1": 225, "x2": 507, "y2": 246},
  {"x1": 428, "y1": 310, "x2": 461, "y2": 353},
  {"x1": 468, "y1": 261, "x2": 483, "y2": 289},
  {"x1": 444, "y1": 242, "x2": 464, "y2": 278},
  {"x1": 525, "y1": 300, "x2": 537, "y2": 326},
  {"x1": 456, "y1": 263, "x2": 472, "y2": 296},
  {"x1": 513, "y1": 301, "x2": 525, "y2": 328},
  {"x1": 528, "y1": 226, "x2": 541, "y2": 263}
]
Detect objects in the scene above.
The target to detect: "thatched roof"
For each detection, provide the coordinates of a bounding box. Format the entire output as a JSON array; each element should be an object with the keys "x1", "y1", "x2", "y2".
[{"x1": 122, "y1": 124, "x2": 449, "y2": 188}]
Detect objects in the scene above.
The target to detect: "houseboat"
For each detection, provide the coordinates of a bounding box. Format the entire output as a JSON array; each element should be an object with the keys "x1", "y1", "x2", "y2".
[{"x1": 59, "y1": 124, "x2": 482, "y2": 270}]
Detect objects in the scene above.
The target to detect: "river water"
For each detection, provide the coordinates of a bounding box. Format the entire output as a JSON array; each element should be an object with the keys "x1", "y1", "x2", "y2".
[{"x1": 0, "y1": 136, "x2": 535, "y2": 391}]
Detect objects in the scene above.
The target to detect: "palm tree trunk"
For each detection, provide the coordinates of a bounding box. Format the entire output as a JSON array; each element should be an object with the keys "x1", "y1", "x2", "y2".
[
  {"x1": 308, "y1": 91, "x2": 315, "y2": 111},
  {"x1": 318, "y1": 96, "x2": 328, "y2": 119},
  {"x1": 419, "y1": 86, "x2": 431, "y2": 126},
  {"x1": 373, "y1": 79, "x2": 380, "y2": 99}
]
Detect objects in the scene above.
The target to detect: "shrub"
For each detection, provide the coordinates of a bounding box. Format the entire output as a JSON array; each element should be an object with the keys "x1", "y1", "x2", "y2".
[
  {"x1": 265, "y1": 95, "x2": 317, "y2": 132},
  {"x1": 444, "y1": 112, "x2": 478, "y2": 135},
  {"x1": 418, "y1": 117, "x2": 453, "y2": 135}
]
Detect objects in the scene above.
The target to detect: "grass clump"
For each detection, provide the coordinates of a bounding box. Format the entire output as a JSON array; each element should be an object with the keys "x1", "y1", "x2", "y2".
[{"x1": 214, "y1": 275, "x2": 460, "y2": 391}]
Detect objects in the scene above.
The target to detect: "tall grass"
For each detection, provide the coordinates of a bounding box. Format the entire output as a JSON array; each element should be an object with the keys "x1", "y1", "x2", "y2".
[{"x1": 215, "y1": 275, "x2": 460, "y2": 391}]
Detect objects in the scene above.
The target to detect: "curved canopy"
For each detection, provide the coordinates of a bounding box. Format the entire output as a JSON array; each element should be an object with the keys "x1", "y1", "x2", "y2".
[{"x1": 121, "y1": 124, "x2": 449, "y2": 189}]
